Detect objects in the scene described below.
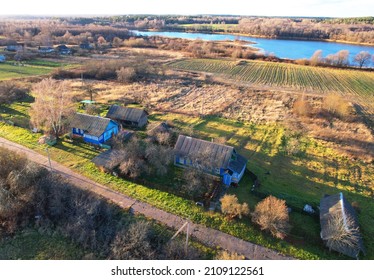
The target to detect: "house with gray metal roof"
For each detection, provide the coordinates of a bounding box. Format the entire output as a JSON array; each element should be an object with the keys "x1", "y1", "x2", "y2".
[
  {"x1": 106, "y1": 105, "x2": 148, "y2": 128},
  {"x1": 320, "y1": 192, "x2": 365, "y2": 259},
  {"x1": 174, "y1": 135, "x2": 247, "y2": 185},
  {"x1": 70, "y1": 113, "x2": 119, "y2": 145}
]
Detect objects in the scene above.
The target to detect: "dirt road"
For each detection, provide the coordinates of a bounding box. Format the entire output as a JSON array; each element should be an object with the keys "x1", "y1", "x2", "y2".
[{"x1": 0, "y1": 137, "x2": 293, "y2": 260}]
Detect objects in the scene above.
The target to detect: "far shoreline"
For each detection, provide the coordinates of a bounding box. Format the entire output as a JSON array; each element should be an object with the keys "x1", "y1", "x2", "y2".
[{"x1": 138, "y1": 28, "x2": 374, "y2": 47}]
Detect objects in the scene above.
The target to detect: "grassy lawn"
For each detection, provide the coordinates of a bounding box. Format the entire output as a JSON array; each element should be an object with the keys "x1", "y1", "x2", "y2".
[
  {"x1": 0, "y1": 59, "x2": 70, "y2": 80},
  {"x1": 2, "y1": 103, "x2": 372, "y2": 259},
  {"x1": 0, "y1": 229, "x2": 88, "y2": 260}
]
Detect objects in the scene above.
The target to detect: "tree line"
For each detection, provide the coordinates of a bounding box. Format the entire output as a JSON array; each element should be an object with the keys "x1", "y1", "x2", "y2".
[{"x1": 0, "y1": 146, "x2": 207, "y2": 259}]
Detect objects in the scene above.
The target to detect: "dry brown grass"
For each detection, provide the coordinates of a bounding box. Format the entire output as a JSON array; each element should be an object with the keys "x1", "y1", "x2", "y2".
[{"x1": 63, "y1": 63, "x2": 373, "y2": 162}]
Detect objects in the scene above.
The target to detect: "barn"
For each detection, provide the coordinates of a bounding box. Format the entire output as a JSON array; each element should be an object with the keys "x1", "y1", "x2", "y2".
[
  {"x1": 70, "y1": 113, "x2": 119, "y2": 145},
  {"x1": 320, "y1": 192, "x2": 365, "y2": 259},
  {"x1": 174, "y1": 135, "x2": 247, "y2": 185},
  {"x1": 106, "y1": 105, "x2": 148, "y2": 128}
]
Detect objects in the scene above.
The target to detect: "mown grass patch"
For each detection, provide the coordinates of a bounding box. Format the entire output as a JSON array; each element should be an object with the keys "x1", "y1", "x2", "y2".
[{"x1": 0, "y1": 59, "x2": 70, "y2": 80}]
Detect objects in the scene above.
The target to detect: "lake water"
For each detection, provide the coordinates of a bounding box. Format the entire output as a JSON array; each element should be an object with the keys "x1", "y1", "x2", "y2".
[{"x1": 132, "y1": 30, "x2": 374, "y2": 67}]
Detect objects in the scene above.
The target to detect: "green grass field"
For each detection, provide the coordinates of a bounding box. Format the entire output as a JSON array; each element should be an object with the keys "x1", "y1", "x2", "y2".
[
  {"x1": 170, "y1": 58, "x2": 374, "y2": 99},
  {"x1": 0, "y1": 60, "x2": 65, "y2": 80}
]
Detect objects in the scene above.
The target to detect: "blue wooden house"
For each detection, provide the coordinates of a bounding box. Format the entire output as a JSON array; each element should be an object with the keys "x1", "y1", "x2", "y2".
[
  {"x1": 70, "y1": 113, "x2": 119, "y2": 145},
  {"x1": 174, "y1": 135, "x2": 247, "y2": 186}
]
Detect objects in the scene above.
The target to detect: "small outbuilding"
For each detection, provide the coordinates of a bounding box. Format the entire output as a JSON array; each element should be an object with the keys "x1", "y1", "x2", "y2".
[
  {"x1": 106, "y1": 105, "x2": 148, "y2": 128},
  {"x1": 70, "y1": 113, "x2": 119, "y2": 145},
  {"x1": 92, "y1": 149, "x2": 123, "y2": 172},
  {"x1": 320, "y1": 192, "x2": 365, "y2": 259},
  {"x1": 174, "y1": 135, "x2": 247, "y2": 185}
]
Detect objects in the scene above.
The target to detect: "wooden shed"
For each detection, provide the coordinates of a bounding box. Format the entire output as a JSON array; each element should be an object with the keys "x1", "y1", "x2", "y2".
[
  {"x1": 92, "y1": 149, "x2": 123, "y2": 172},
  {"x1": 106, "y1": 105, "x2": 148, "y2": 128},
  {"x1": 174, "y1": 135, "x2": 247, "y2": 185},
  {"x1": 70, "y1": 113, "x2": 119, "y2": 145},
  {"x1": 320, "y1": 192, "x2": 365, "y2": 259}
]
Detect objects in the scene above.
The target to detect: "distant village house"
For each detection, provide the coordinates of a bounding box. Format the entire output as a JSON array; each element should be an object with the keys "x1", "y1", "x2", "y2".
[
  {"x1": 70, "y1": 113, "x2": 119, "y2": 145},
  {"x1": 4, "y1": 44, "x2": 23, "y2": 52},
  {"x1": 38, "y1": 46, "x2": 55, "y2": 54},
  {"x1": 79, "y1": 43, "x2": 93, "y2": 50},
  {"x1": 56, "y1": 44, "x2": 72, "y2": 55},
  {"x1": 106, "y1": 105, "x2": 148, "y2": 128},
  {"x1": 174, "y1": 135, "x2": 247, "y2": 186}
]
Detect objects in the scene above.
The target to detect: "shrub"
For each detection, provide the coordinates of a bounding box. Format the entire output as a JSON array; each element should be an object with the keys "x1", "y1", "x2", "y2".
[
  {"x1": 322, "y1": 93, "x2": 350, "y2": 119},
  {"x1": 293, "y1": 97, "x2": 311, "y2": 117},
  {"x1": 215, "y1": 250, "x2": 245, "y2": 260},
  {"x1": 0, "y1": 81, "x2": 29, "y2": 104},
  {"x1": 220, "y1": 194, "x2": 249, "y2": 220},
  {"x1": 251, "y1": 196, "x2": 291, "y2": 239},
  {"x1": 116, "y1": 67, "x2": 136, "y2": 83},
  {"x1": 85, "y1": 104, "x2": 101, "y2": 115}
]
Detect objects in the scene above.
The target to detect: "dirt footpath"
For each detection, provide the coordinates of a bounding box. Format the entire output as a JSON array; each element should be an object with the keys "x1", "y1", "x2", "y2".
[{"x1": 0, "y1": 137, "x2": 293, "y2": 260}]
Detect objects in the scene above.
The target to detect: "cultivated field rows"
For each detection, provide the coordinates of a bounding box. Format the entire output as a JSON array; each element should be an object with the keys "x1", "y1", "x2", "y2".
[{"x1": 170, "y1": 59, "x2": 374, "y2": 101}]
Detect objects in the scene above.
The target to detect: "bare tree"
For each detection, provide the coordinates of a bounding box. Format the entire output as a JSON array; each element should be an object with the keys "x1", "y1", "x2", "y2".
[
  {"x1": 30, "y1": 78, "x2": 74, "y2": 138},
  {"x1": 325, "y1": 213, "x2": 361, "y2": 254},
  {"x1": 162, "y1": 239, "x2": 201, "y2": 260},
  {"x1": 310, "y1": 50, "x2": 322, "y2": 66},
  {"x1": 116, "y1": 67, "x2": 136, "y2": 83},
  {"x1": 112, "y1": 37, "x2": 123, "y2": 48},
  {"x1": 252, "y1": 196, "x2": 291, "y2": 239},
  {"x1": 354, "y1": 51, "x2": 371, "y2": 68},
  {"x1": 181, "y1": 167, "x2": 213, "y2": 200},
  {"x1": 336, "y1": 50, "x2": 350, "y2": 67},
  {"x1": 82, "y1": 82, "x2": 98, "y2": 102},
  {"x1": 145, "y1": 143, "x2": 173, "y2": 176},
  {"x1": 220, "y1": 194, "x2": 249, "y2": 219},
  {"x1": 110, "y1": 221, "x2": 155, "y2": 260}
]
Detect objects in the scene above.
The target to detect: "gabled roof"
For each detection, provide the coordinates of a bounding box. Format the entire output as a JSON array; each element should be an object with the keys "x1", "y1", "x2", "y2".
[
  {"x1": 92, "y1": 149, "x2": 123, "y2": 170},
  {"x1": 147, "y1": 121, "x2": 170, "y2": 135},
  {"x1": 174, "y1": 135, "x2": 234, "y2": 169},
  {"x1": 70, "y1": 113, "x2": 115, "y2": 137},
  {"x1": 228, "y1": 153, "x2": 247, "y2": 173},
  {"x1": 106, "y1": 105, "x2": 147, "y2": 123},
  {"x1": 320, "y1": 193, "x2": 365, "y2": 258}
]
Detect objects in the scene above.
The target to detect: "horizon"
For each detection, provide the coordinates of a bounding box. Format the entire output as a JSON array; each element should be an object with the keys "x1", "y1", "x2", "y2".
[{"x1": 0, "y1": 0, "x2": 373, "y2": 18}]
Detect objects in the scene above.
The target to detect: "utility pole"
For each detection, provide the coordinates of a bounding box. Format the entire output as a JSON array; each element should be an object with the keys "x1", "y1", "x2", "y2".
[{"x1": 170, "y1": 220, "x2": 190, "y2": 256}]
